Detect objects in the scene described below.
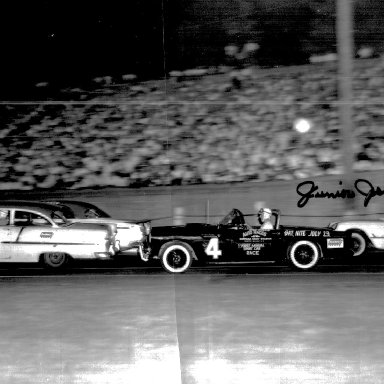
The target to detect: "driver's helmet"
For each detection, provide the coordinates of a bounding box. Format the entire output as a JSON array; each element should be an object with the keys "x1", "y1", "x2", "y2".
[{"x1": 258, "y1": 207, "x2": 272, "y2": 223}]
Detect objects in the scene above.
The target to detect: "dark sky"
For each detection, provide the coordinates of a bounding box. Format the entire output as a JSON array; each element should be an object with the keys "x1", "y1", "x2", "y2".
[
  {"x1": 1, "y1": 1, "x2": 165, "y2": 92},
  {"x1": 1, "y1": 0, "x2": 383, "y2": 96}
]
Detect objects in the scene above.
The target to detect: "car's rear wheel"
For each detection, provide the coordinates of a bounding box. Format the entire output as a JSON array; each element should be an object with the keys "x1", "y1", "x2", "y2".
[
  {"x1": 41, "y1": 252, "x2": 69, "y2": 269},
  {"x1": 288, "y1": 240, "x2": 320, "y2": 270},
  {"x1": 350, "y1": 232, "x2": 366, "y2": 256},
  {"x1": 159, "y1": 241, "x2": 194, "y2": 273}
]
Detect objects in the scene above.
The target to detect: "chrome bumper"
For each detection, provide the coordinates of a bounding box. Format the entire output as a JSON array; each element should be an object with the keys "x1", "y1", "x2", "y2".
[
  {"x1": 94, "y1": 252, "x2": 113, "y2": 259},
  {"x1": 117, "y1": 245, "x2": 151, "y2": 262}
]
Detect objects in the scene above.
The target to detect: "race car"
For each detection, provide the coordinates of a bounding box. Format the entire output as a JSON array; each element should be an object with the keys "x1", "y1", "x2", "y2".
[
  {"x1": 150, "y1": 208, "x2": 354, "y2": 273},
  {"x1": 45, "y1": 200, "x2": 151, "y2": 261},
  {"x1": 0, "y1": 201, "x2": 119, "y2": 268},
  {"x1": 329, "y1": 220, "x2": 384, "y2": 257}
]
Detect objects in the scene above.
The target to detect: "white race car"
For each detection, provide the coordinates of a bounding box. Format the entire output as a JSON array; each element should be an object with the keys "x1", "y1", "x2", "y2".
[
  {"x1": 0, "y1": 201, "x2": 118, "y2": 268},
  {"x1": 46, "y1": 200, "x2": 151, "y2": 261},
  {"x1": 329, "y1": 220, "x2": 384, "y2": 257}
]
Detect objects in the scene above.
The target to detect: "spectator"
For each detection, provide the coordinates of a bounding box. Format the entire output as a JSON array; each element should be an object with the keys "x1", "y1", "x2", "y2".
[{"x1": 1, "y1": 57, "x2": 383, "y2": 189}]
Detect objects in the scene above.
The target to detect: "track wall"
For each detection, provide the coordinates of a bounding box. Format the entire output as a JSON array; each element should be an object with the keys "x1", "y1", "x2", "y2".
[{"x1": 1, "y1": 171, "x2": 383, "y2": 227}]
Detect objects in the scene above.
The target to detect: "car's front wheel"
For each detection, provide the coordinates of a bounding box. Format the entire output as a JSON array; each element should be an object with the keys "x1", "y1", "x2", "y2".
[
  {"x1": 288, "y1": 240, "x2": 320, "y2": 270},
  {"x1": 159, "y1": 241, "x2": 194, "y2": 273},
  {"x1": 41, "y1": 252, "x2": 69, "y2": 269}
]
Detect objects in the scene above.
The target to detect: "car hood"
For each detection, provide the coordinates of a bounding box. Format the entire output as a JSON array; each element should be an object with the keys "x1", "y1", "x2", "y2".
[
  {"x1": 331, "y1": 220, "x2": 382, "y2": 226},
  {"x1": 68, "y1": 218, "x2": 140, "y2": 229},
  {"x1": 330, "y1": 221, "x2": 384, "y2": 230}
]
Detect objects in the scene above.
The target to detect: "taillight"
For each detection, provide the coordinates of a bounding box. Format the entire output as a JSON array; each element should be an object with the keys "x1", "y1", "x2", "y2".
[
  {"x1": 110, "y1": 223, "x2": 118, "y2": 235},
  {"x1": 143, "y1": 221, "x2": 151, "y2": 236}
]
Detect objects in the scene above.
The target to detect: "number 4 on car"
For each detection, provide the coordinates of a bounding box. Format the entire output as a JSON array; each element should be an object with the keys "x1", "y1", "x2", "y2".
[{"x1": 205, "y1": 238, "x2": 222, "y2": 259}]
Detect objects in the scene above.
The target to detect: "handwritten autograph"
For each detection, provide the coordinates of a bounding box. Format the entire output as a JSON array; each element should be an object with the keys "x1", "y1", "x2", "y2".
[{"x1": 296, "y1": 179, "x2": 384, "y2": 208}]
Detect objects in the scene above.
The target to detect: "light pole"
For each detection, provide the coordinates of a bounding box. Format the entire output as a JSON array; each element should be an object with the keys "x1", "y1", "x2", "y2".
[{"x1": 337, "y1": 0, "x2": 356, "y2": 213}]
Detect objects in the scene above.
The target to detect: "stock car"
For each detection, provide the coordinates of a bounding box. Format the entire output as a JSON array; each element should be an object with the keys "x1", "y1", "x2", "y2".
[
  {"x1": 150, "y1": 208, "x2": 354, "y2": 273},
  {"x1": 329, "y1": 220, "x2": 384, "y2": 257},
  {"x1": 0, "y1": 201, "x2": 118, "y2": 268},
  {"x1": 45, "y1": 200, "x2": 151, "y2": 261}
]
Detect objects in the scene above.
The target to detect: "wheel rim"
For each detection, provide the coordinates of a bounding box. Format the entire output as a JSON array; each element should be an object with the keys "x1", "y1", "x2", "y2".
[
  {"x1": 351, "y1": 233, "x2": 365, "y2": 256},
  {"x1": 352, "y1": 239, "x2": 361, "y2": 253},
  {"x1": 163, "y1": 245, "x2": 190, "y2": 273},
  {"x1": 46, "y1": 253, "x2": 66, "y2": 267},
  {"x1": 291, "y1": 241, "x2": 318, "y2": 269}
]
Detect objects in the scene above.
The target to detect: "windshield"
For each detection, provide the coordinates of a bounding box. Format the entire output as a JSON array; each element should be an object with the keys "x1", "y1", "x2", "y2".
[
  {"x1": 51, "y1": 211, "x2": 69, "y2": 226},
  {"x1": 56, "y1": 205, "x2": 76, "y2": 219},
  {"x1": 91, "y1": 206, "x2": 110, "y2": 218},
  {"x1": 82, "y1": 207, "x2": 109, "y2": 218},
  {"x1": 68, "y1": 203, "x2": 110, "y2": 219},
  {"x1": 219, "y1": 209, "x2": 245, "y2": 226}
]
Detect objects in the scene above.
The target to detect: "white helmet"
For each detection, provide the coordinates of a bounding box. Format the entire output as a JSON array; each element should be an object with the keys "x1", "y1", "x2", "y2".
[
  {"x1": 258, "y1": 208, "x2": 272, "y2": 222},
  {"x1": 259, "y1": 208, "x2": 272, "y2": 215}
]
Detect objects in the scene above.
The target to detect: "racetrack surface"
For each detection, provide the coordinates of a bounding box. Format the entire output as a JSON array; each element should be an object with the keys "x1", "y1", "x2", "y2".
[{"x1": 1, "y1": 265, "x2": 384, "y2": 383}]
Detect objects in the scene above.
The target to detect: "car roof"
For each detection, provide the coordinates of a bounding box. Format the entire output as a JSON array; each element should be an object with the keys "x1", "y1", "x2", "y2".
[
  {"x1": 52, "y1": 200, "x2": 98, "y2": 209},
  {"x1": 0, "y1": 200, "x2": 62, "y2": 215}
]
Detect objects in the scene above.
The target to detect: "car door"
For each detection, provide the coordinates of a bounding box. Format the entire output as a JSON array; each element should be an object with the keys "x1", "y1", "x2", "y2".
[
  {"x1": 12, "y1": 210, "x2": 55, "y2": 262},
  {"x1": 238, "y1": 226, "x2": 277, "y2": 261},
  {"x1": 0, "y1": 209, "x2": 23, "y2": 260},
  {"x1": 218, "y1": 224, "x2": 275, "y2": 262}
]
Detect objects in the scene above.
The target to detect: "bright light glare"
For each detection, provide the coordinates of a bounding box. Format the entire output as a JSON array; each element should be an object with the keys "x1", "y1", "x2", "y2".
[{"x1": 294, "y1": 118, "x2": 312, "y2": 133}]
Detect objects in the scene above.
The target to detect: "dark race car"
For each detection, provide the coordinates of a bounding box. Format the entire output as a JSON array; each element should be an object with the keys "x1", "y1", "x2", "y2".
[{"x1": 150, "y1": 208, "x2": 354, "y2": 273}]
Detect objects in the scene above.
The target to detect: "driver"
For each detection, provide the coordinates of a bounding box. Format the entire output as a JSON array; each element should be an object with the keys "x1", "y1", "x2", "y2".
[
  {"x1": 85, "y1": 208, "x2": 98, "y2": 218},
  {"x1": 258, "y1": 208, "x2": 274, "y2": 230}
]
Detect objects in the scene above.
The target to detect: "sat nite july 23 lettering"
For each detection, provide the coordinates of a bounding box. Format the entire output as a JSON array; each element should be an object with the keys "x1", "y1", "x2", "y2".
[{"x1": 284, "y1": 229, "x2": 330, "y2": 237}]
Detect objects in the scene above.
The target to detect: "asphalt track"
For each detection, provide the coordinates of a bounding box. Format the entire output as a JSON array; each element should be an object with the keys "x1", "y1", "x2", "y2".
[{"x1": 1, "y1": 263, "x2": 384, "y2": 384}]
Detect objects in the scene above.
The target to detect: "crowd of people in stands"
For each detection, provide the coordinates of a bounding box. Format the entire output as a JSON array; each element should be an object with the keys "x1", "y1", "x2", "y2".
[{"x1": 1, "y1": 57, "x2": 384, "y2": 190}]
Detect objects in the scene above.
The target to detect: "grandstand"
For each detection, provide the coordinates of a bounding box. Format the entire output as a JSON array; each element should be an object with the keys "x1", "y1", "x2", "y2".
[{"x1": 1, "y1": 58, "x2": 384, "y2": 190}]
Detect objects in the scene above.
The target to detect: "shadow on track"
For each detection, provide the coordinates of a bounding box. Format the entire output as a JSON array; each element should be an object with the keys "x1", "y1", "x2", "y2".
[{"x1": 2, "y1": 259, "x2": 384, "y2": 276}]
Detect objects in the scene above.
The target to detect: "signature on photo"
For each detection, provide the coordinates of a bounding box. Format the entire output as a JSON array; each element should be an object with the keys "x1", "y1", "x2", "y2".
[{"x1": 296, "y1": 179, "x2": 384, "y2": 208}]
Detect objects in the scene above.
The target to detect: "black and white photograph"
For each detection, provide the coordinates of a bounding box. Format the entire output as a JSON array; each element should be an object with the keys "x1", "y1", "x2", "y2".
[{"x1": 1, "y1": 0, "x2": 384, "y2": 382}]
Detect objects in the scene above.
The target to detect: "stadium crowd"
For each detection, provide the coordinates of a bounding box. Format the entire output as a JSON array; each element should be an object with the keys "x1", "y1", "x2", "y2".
[{"x1": 1, "y1": 57, "x2": 384, "y2": 190}]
